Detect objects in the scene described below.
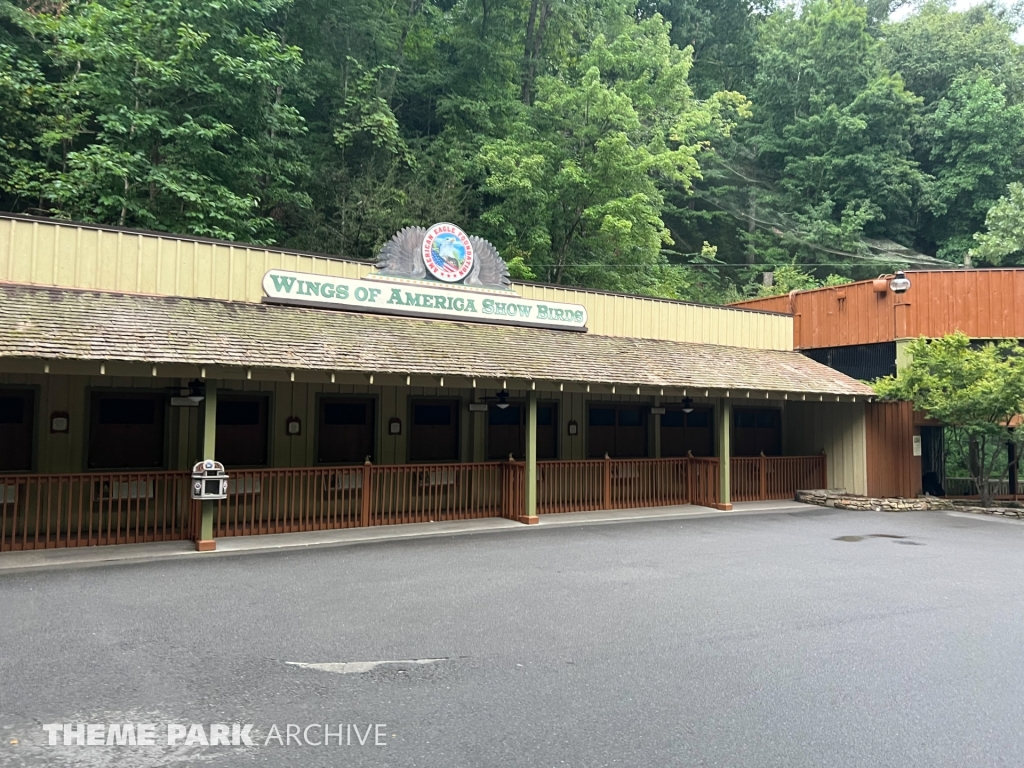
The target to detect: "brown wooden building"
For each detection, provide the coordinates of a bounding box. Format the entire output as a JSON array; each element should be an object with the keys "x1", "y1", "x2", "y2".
[
  {"x1": 733, "y1": 270, "x2": 1024, "y2": 497},
  {"x1": 0, "y1": 214, "x2": 875, "y2": 554}
]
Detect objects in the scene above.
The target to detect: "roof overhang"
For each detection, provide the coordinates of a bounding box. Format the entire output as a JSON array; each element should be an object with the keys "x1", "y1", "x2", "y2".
[{"x1": 0, "y1": 283, "x2": 876, "y2": 400}]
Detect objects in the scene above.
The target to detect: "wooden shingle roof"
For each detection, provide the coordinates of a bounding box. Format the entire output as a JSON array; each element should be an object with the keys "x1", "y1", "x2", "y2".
[{"x1": 0, "y1": 283, "x2": 875, "y2": 396}]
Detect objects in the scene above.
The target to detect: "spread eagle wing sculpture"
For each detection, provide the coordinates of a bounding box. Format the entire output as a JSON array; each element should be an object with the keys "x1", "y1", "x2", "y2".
[
  {"x1": 464, "y1": 236, "x2": 513, "y2": 291},
  {"x1": 374, "y1": 227, "x2": 427, "y2": 280}
]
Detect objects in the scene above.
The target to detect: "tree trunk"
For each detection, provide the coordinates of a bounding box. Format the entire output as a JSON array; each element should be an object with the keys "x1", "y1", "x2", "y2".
[{"x1": 521, "y1": 0, "x2": 550, "y2": 105}]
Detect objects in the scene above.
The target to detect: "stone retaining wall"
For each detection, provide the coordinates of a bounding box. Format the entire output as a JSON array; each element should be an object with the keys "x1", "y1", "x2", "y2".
[
  {"x1": 795, "y1": 489, "x2": 1022, "y2": 518},
  {"x1": 796, "y1": 490, "x2": 952, "y2": 511}
]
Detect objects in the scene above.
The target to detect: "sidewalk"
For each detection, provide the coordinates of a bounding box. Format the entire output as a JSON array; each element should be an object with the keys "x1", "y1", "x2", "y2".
[{"x1": 0, "y1": 500, "x2": 815, "y2": 574}]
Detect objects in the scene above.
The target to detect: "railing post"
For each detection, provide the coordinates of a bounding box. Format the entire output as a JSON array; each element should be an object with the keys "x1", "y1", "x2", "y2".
[
  {"x1": 501, "y1": 460, "x2": 509, "y2": 519},
  {"x1": 820, "y1": 450, "x2": 828, "y2": 489},
  {"x1": 361, "y1": 458, "x2": 373, "y2": 528},
  {"x1": 759, "y1": 452, "x2": 767, "y2": 501},
  {"x1": 685, "y1": 451, "x2": 695, "y2": 505},
  {"x1": 603, "y1": 453, "x2": 612, "y2": 510}
]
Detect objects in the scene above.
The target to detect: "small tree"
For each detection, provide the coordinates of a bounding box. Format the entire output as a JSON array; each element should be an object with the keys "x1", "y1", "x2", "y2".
[{"x1": 874, "y1": 332, "x2": 1024, "y2": 506}]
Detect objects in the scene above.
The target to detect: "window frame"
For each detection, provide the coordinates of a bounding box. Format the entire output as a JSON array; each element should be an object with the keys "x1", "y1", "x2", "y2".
[
  {"x1": 315, "y1": 395, "x2": 377, "y2": 466},
  {"x1": 0, "y1": 386, "x2": 37, "y2": 473},
  {"x1": 731, "y1": 406, "x2": 783, "y2": 457},
  {"x1": 660, "y1": 405, "x2": 715, "y2": 458},
  {"x1": 215, "y1": 392, "x2": 272, "y2": 469},
  {"x1": 86, "y1": 389, "x2": 169, "y2": 471},
  {"x1": 586, "y1": 402, "x2": 650, "y2": 459},
  {"x1": 408, "y1": 398, "x2": 462, "y2": 463}
]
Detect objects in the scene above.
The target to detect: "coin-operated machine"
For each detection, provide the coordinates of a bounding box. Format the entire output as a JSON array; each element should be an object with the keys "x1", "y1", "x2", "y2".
[{"x1": 192, "y1": 460, "x2": 229, "y2": 500}]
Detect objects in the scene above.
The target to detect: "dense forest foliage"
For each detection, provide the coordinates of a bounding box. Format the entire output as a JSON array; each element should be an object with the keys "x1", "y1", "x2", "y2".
[{"x1": 1, "y1": 0, "x2": 1022, "y2": 301}]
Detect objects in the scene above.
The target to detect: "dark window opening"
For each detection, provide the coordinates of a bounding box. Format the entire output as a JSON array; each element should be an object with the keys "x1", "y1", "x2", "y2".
[
  {"x1": 0, "y1": 391, "x2": 33, "y2": 472},
  {"x1": 88, "y1": 393, "x2": 165, "y2": 469},
  {"x1": 588, "y1": 404, "x2": 648, "y2": 458},
  {"x1": 318, "y1": 397, "x2": 374, "y2": 464},
  {"x1": 487, "y1": 403, "x2": 557, "y2": 460},
  {"x1": 0, "y1": 397, "x2": 26, "y2": 424},
  {"x1": 217, "y1": 395, "x2": 269, "y2": 467},
  {"x1": 732, "y1": 407, "x2": 782, "y2": 457},
  {"x1": 414, "y1": 404, "x2": 453, "y2": 426},
  {"x1": 662, "y1": 410, "x2": 685, "y2": 428},
  {"x1": 99, "y1": 398, "x2": 155, "y2": 425},
  {"x1": 618, "y1": 408, "x2": 643, "y2": 427},
  {"x1": 217, "y1": 400, "x2": 261, "y2": 426},
  {"x1": 687, "y1": 410, "x2": 710, "y2": 428},
  {"x1": 410, "y1": 400, "x2": 459, "y2": 462},
  {"x1": 488, "y1": 406, "x2": 521, "y2": 427},
  {"x1": 804, "y1": 342, "x2": 897, "y2": 382},
  {"x1": 661, "y1": 406, "x2": 714, "y2": 458},
  {"x1": 324, "y1": 402, "x2": 368, "y2": 426}
]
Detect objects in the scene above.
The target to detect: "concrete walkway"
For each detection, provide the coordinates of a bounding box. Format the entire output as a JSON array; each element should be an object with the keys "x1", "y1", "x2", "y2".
[{"x1": 0, "y1": 500, "x2": 814, "y2": 574}]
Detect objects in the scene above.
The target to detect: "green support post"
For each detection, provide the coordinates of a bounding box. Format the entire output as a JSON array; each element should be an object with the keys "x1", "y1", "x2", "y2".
[
  {"x1": 521, "y1": 389, "x2": 539, "y2": 524},
  {"x1": 717, "y1": 398, "x2": 732, "y2": 511},
  {"x1": 652, "y1": 394, "x2": 662, "y2": 459},
  {"x1": 197, "y1": 379, "x2": 218, "y2": 551}
]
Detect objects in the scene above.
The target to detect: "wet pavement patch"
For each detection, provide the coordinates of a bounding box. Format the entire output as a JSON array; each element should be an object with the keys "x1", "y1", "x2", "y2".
[{"x1": 833, "y1": 534, "x2": 910, "y2": 543}]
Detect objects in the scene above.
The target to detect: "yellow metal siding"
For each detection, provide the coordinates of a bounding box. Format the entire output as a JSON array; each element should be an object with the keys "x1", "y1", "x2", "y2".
[
  {"x1": 515, "y1": 283, "x2": 792, "y2": 349},
  {"x1": 1, "y1": 216, "x2": 792, "y2": 350},
  {"x1": 783, "y1": 401, "x2": 867, "y2": 494}
]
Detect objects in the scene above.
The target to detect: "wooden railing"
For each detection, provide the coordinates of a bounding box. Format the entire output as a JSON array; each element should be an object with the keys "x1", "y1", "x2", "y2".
[
  {"x1": 2, "y1": 456, "x2": 825, "y2": 551},
  {"x1": 0, "y1": 471, "x2": 191, "y2": 552},
  {"x1": 536, "y1": 456, "x2": 720, "y2": 513},
  {"x1": 209, "y1": 461, "x2": 525, "y2": 537},
  {"x1": 730, "y1": 455, "x2": 827, "y2": 502}
]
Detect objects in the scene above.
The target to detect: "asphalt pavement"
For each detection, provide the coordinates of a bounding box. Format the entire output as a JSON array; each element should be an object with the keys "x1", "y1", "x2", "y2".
[{"x1": 1, "y1": 508, "x2": 1022, "y2": 767}]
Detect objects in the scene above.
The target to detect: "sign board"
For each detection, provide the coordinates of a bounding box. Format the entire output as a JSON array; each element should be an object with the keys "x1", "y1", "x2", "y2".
[
  {"x1": 262, "y1": 269, "x2": 589, "y2": 332},
  {"x1": 912, "y1": 435, "x2": 922, "y2": 457}
]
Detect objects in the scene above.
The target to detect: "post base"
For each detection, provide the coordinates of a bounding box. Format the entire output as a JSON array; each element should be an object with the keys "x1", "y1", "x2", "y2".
[
  {"x1": 195, "y1": 539, "x2": 217, "y2": 552},
  {"x1": 712, "y1": 503, "x2": 733, "y2": 511},
  {"x1": 517, "y1": 516, "x2": 540, "y2": 525}
]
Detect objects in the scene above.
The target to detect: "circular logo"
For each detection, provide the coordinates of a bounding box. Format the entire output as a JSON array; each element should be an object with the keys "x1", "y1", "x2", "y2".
[{"x1": 422, "y1": 223, "x2": 474, "y2": 283}]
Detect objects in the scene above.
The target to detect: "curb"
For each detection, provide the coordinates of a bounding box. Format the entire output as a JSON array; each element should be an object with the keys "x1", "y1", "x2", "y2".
[{"x1": 0, "y1": 502, "x2": 818, "y2": 575}]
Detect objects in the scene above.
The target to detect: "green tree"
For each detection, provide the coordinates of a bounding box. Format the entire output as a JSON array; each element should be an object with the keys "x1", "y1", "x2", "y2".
[
  {"x1": 875, "y1": 332, "x2": 1024, "y2": 506},
  {"x1": 1, "y1": 0, "x2": 309, "y2": 241},
  {"x1": 475, "y1": 8, "x2": 748, "y2": 295},
  {"x1": 970, "y1": 182, "x2": 1024, "y2": 265},
  {"x1": 747, "y1": 0, "x2": 923, "y2": 251},
  {"x1": 881, "y1": 2, "x2": 1024, "y2": 259},
  {"x1": 880, "y1": 1, "x2": 1024, "y2": 106}
]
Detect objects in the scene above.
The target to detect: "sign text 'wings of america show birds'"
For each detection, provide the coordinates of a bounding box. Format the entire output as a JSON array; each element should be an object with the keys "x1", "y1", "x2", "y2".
[{"x1": 262, "y1": 223, "x2": 588, "y2": 331}]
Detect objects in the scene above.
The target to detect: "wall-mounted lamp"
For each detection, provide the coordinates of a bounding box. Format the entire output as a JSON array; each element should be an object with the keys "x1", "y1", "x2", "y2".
[
  {"x1": 388, "y1": 417, "x2": 402, "y2": 435},
  {"x1": 890, "y1": 270, "x2": 911, "y2": 294},
  {"x1": 567, "y1": 420, "x2": 578, "y2": 436},
  {"x1": 50, "y1": 411, "x2": 69, "y2": 433},
  {"x1": 286, "y1": 416, "x2": 302, "y2": 436}
]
